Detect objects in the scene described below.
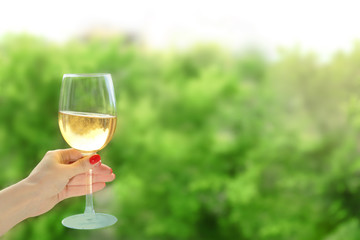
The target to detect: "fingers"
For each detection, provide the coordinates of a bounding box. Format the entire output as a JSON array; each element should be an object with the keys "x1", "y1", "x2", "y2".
[
  {"x1": 59, "y1": 183, "x2": 106, "y2": 201},
  {"x1": 63, "y1": 154, "x2": 102, "y2": 177},
  {"x1": 93, "y1": 163, "x2": 112, "y2": 175},
  {"x1": 68, "y1": 173, "x2": 115, "y2": 186},
  {"x1": 54, "y1": 149, "x2": 83, "y2": 164},
  {"x1": 67, "y1": 163, "x2": 113, "y2": 185}
]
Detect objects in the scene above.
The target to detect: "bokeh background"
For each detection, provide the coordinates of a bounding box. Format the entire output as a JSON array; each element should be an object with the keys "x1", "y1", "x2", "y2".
[{"x1": 2, "y1": 1, "x2": 360, "y2": 239}]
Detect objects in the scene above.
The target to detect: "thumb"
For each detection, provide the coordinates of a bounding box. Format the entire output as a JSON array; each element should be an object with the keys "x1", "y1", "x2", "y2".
[{"x1": 65, "y1": 154, "x2": 101, "y2": 177}]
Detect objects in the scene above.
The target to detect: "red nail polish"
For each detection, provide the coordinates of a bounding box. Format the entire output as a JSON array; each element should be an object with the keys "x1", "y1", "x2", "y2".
[{"x1": 89, "y1": 154, "x2": 101, "y2": 165}]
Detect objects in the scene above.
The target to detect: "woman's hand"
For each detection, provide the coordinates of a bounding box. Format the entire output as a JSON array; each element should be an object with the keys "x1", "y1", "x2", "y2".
[
  {"x1": 26, "y1": 148, "x2": 115, "y2": 216},
  {"x1": 0, "y1": 148, "x2": 115, "y2": 236}
]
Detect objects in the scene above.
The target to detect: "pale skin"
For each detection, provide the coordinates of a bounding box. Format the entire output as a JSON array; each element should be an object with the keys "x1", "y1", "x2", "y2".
[{"x1": 0, "y1": 149, "x2": 115, "y2": 236}]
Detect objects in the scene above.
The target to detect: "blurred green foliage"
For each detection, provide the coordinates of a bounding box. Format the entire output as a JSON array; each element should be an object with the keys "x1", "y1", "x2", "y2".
[{"x1": 1, "y1": 34, "x2": 360, "y2": 240}]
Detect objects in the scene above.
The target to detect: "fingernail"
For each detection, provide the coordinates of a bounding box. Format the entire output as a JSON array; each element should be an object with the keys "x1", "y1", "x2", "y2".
[
  {"x1": 89, "y1": 154, "x2": 101, "y2": 165},
  {"x1": 110, "y1": 168, "x2": 113, "y2": 173}
]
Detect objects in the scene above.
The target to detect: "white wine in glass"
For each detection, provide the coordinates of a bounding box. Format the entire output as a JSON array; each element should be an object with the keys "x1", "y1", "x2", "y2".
[
  {"x1": 59, "y1": 111, "x2": 117, "y2": 152},
  {"x1": 59, "y1": 73, "x2": 117, "y2": 229}
]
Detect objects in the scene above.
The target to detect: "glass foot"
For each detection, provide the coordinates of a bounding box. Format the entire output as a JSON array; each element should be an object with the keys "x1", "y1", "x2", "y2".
[{"x1": 62, "y1": 213, "x2": 117, "y2": 230}]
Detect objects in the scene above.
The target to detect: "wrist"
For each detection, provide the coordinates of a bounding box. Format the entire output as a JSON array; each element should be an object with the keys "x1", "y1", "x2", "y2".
[
  {"x1": 14, "y1": 178, "x2": 39, "y2": 220},
  {"x1": 0, "y1": 178, "x2": 39, "y2": 235},
  {"x1": 21, "y1": 177, "x2": 44, "y2": 218}
]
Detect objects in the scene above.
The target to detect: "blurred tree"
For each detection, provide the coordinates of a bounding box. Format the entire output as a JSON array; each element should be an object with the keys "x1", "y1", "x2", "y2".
[{"x1": 1, "y1": 34, "x2": 360, "y2": 240}]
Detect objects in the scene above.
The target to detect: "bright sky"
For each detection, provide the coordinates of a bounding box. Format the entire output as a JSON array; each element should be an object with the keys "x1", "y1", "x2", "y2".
[{"x1": 1, "y1": 0, "x2": 360, "y2": 59}]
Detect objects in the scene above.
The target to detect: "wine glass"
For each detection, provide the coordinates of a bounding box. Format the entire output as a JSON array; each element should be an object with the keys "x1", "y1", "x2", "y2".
[{"x1": 58, "y1": 73, "x2": 117, "y2": 229}]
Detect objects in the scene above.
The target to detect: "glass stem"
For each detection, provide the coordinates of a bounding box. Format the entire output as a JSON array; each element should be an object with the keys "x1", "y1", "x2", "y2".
[{"x1": 84, "y1": 169, "x2": 95, "y2": 215}]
